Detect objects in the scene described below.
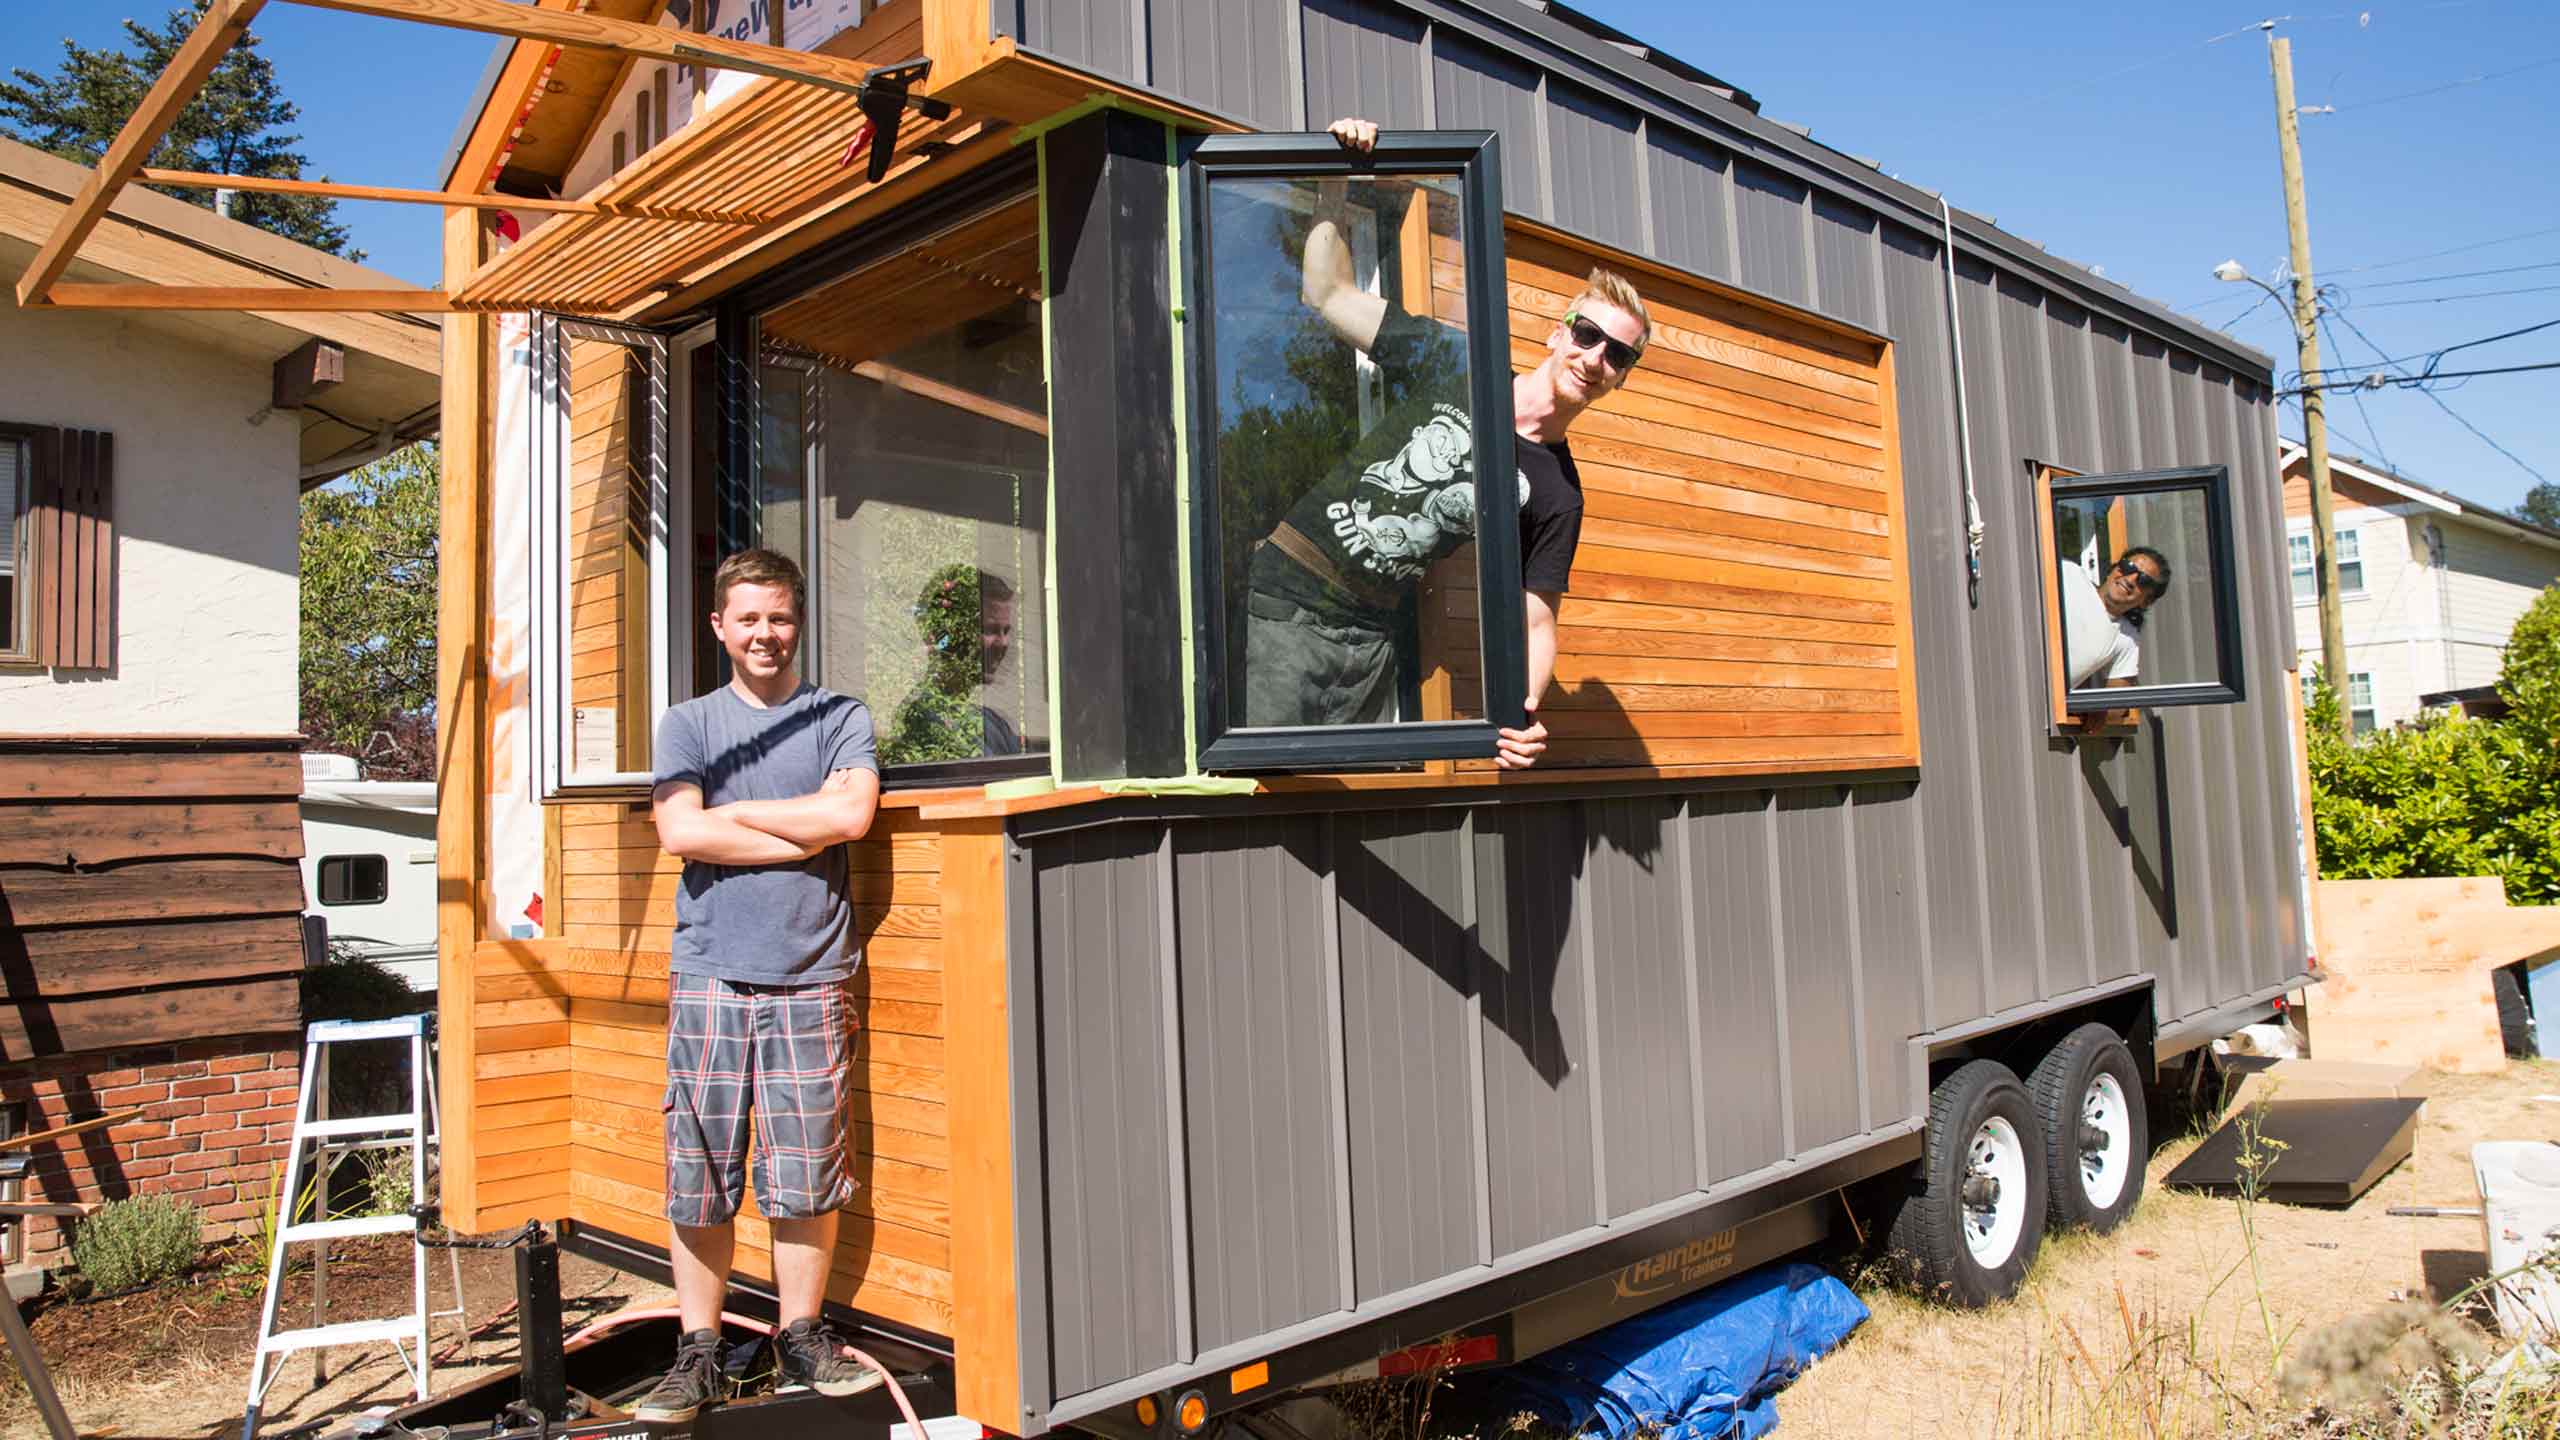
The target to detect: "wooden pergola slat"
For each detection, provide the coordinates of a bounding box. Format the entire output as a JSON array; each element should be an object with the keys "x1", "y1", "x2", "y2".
[
  {"x1": 137, "y1": 169, "x2": 763, "y2": 225},
  {"x1": 14, "y1": 0, "x2": 270, "y2": 306},
  {"x1": 279, "y1": 0, "x2": 887, "y2": 96},
  {"x1": 45, "y1": 284, "x2": 455, "y2": 312}
]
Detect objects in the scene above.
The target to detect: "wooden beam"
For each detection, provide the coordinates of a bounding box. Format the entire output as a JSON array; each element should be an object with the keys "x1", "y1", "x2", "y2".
[
  {"x1": 15, "y1": 0, "x2": 271, "y2": 306},
  {"x1": 854, "y1": 360, "x2": 1048, "y2": 436},
  {"x1": 278, "y1": 0, "x2": 884, "y2": 95},
  {"x1": 43, "y1": 283, "x2": 455, "y2": 312},
  {"x1": 137, "y1": 168, "x2": 761, "y2": 223},
  {"x1": 434, "y1": 204, "x2": 492, "y2": 1230}
]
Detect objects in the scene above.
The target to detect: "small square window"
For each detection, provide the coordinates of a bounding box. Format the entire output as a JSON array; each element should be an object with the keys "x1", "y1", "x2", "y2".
[
  {"x1": 2287, "y1": 527, "x2": 2359, "y2": 601},
  {"x1": 317, "y1": 854, "x2": 389, "y2": 907},
  {"x1": 2347, "y1": 670, "x2": 2376, "y2": 734},
  {"x1": 1181, "y1": 130, "x2": 1527, "y2": 769},
  {"x1": 2036, "y1": 463, "x2": 2247, "y2": 720}
]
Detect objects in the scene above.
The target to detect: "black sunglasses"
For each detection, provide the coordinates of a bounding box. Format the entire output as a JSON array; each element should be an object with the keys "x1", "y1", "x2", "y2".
[
  {"x1": 1564, "y1": 311, "x2": 1643, "y2": 372},
  {"x1": 2112, "y1": 559, "x2": 2167, "y2": 597}
]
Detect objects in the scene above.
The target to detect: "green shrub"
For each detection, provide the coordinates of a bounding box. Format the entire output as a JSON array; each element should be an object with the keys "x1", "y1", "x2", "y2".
[
  {"x1": 71, "y1": 1194, "x2": 203, "y2": 1294},
  {"x1": 300, "y1": 943, "x2": 423, "y2": 1120},
  {"x1": 2307, "y1": 582, "x2": 2560, "y2": 905}
]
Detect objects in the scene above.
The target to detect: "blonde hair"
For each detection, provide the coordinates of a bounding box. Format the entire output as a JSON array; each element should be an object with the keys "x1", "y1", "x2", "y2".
[
  {"x1": 711, "y1": 546, "x2": 806, "y2": 615},
  {"x1": 1569, "y1": 266, "x2": 1652, "y2": 350}
]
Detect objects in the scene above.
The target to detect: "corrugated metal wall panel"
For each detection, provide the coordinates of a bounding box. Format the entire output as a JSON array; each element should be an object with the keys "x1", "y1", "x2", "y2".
[
  {"x1": 1809, "y1": 194, "x2": 1879, "y2": 328},
  {"x1": 1544, "y1": 80, "x2": 1641, "y2": 253},
  {"x1": 1299, "y1": 0, "x2": 1431, "y2": 129},
  {"x1": 1430, "y1": 32, "x2": 1545, "y2": 216},
  {"x1": 1335, "y1": 808, "x2": 1485, "y2": 1302},
  {"x1": 1148, "y1": 0, "x2": 1297, "y2": 130},
  {"x1": 1730, "y1": 161, "x2": 1811, "y2": 309},
  {"x1": 1474, "y1": 802, "x2": 1598, "y2": 1255},
  {"x1": 1686, "y1": 791, "x2": 1788, "y2": 1180},
  {"x1": 1032, "y1": 824, "x2": 1181, "y2": 1396},
  {"x1": 1956, "y1": 260, "x2": 2047, "y2": 1013},
  {"x1": 1171, "y1": 816, "x2": 1347, "y2": 1351},
  {"x1": 1876, "y1": 222, "x2": 1989, "y2": 1031},
  {"x1": 1848, "y1": 782, "x2": 1924, "y2": 1122},
  {"x1": 1584, "y1": 794, "x2": 1700, "y2": 1218},
  {"x1": 1644, "y1": 128, "x2": 1735, "y2": 283},
  {"x1": 1018, "y1": 0, "x2": 1139, "y2": 85},
  {"x1": 1772, "y1": 788, "x2": 1864, "y2": 1148}
]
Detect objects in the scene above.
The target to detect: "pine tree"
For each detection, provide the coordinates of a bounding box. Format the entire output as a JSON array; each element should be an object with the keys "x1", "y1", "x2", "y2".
[{"x1": 0, "y1": 5, "x2": 359, "y2": 259}]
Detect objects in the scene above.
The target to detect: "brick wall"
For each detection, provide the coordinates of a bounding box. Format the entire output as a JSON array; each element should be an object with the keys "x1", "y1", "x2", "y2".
[{"x1": 0, "y1": 1031, "x2": 301, "y2": 1270}]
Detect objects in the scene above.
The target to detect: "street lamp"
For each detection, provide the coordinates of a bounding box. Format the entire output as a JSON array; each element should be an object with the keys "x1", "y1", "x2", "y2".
[{"x1": 2214, "y1": 256, "x2": 2349, "y2": 723}]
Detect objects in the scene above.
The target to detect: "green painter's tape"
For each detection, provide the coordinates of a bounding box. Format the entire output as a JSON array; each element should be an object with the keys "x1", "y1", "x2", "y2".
[
  {"x1": 1037, "y1": 132, "x2": 1064, "y2": 789},
  {"x1": 983, "y1": 775, "x2": 1057, "y2": 802},
  {"x1": 1164, "y1": 117, "x2": 1206, "y2": 780},
  {"x1": 1099, "y1": 776, "x2": 1259, "y2": 798},
  {"x1": 1010, "y1": 93, "x2": 1199, "y2": 147}
]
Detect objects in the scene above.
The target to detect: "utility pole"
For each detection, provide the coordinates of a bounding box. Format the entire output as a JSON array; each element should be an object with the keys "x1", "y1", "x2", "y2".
[{"x1": 2270, "y1": 29, "x2": 2351, "y2": 735}]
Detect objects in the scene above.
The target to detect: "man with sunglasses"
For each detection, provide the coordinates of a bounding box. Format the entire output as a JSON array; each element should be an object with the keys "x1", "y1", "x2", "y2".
[
  {"x1": 1241, "y1": 117, "x2": 1652, "y2": 767},
  {"x1": 2060, "y1": 545, "x2": 2173, "y2": 693}
]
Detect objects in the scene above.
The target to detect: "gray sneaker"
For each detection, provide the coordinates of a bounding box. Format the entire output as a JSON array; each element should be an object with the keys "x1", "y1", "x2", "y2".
[
  {"x1": 632, "y1": 1328, "x2": 727, "y2": 1422},
  {"x1": 773, "y1": 1317, "x2": 887, "y2": 1398}
]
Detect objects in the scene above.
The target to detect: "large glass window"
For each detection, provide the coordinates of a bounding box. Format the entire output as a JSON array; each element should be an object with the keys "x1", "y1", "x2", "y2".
[
  {"x1": 1182, "y1": 130, "x2": 1524, "y2": 770},
  {"x1": 753, "y1": 195, "x2": 1050, "y2": 782},
  {"x1": 2037, "y1": 464, "x2": 2247, "y2": 719}
]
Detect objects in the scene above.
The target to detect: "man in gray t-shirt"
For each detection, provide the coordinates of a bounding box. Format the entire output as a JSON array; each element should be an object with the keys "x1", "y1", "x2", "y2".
[{"x1": 634, "y1": 548, "x2": 885, "y2": 1422}]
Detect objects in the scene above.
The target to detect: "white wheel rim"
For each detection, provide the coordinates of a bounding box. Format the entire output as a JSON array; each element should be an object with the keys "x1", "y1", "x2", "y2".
[
  {"x1": 1963, "y1": 1114, "x2": 2029, "y2": 1268},
  {"x1": 2079, "y1": 1072, "x2": 2132, "y2": 1209}
]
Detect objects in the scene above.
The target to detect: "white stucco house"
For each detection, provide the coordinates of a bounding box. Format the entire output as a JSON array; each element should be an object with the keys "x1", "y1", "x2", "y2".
[
  {"x1": 0, "y1": 134, "x2": 439, "y2": 1270},
  {"x1": 2280, "y1": 440, "x2": 2560, "y2": 732}
]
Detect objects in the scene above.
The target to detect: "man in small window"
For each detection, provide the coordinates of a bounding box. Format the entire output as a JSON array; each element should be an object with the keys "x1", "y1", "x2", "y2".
[
  {"x1": 2061, "y1": 545, "x2": 2172, "y2": 693},
  {"x1": 636, "y1": 547, "x2": 884, "y2": 1421},
  {"x1": 1242, "y1": 117, "x2": 1651, "y2": 769}
]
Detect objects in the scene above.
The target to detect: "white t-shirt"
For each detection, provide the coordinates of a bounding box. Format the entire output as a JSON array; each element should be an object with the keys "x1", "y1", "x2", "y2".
[{"x1": 2059, "y1": 558, "x2": 2141, "y2": 688}]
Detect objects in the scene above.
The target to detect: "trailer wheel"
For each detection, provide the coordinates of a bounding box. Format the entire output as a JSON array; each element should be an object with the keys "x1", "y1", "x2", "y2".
[
  {"x1": 1886, "y1": 1059, "x2": 2045, "y2": 1306},
  {"x1": 2029, "y1": 1024, "x2": 2148, "y2": 1233}
]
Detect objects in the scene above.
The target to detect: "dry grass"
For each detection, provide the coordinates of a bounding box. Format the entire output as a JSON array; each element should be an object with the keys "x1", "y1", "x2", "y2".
[{"x1": 1782, "y1": 1059, "x2": 2560, "y2": 1440}]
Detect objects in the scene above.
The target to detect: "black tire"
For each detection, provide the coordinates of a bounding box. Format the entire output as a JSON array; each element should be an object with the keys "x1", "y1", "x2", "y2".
[
  {"x1": 1885, "y1": 1059, "x2": 2046, "y2": 1307},
  {"x1": 2496, "y1": 965, "x2": 2538, "y2": 1058},
  {"x1": 2029, "y1": 1023, "x2": 2149, "y2": 1233}
]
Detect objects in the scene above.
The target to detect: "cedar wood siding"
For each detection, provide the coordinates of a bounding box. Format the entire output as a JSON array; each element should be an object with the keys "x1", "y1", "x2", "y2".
[{"x1": 0, "y1": 738, "x2": 306, "y2": 1061}]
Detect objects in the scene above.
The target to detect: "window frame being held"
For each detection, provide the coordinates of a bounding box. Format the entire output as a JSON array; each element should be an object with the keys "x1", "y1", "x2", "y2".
[
  {"x1": 1178, "y1": 129, "x2": 1528, "y2": 772},
  {"x1": 2033, "y1": 461, "x2": 2249, "y2": 723}
]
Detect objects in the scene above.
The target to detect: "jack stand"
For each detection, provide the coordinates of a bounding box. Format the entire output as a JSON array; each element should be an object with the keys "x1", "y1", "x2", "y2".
[{"x1": 514, "y1": 1237, "x2": 567, "y2": 1426}]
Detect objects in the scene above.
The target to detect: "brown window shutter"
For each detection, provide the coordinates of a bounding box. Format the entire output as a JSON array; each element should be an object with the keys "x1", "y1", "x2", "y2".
[
  {"x1": 27, "y1": 426, "x2": 61, "y2": 668},
  {"x1": 29, "y1": 428, "x2": 111, "y2": 669}
]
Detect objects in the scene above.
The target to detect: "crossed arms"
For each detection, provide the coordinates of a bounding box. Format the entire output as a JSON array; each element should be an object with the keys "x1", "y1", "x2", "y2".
[{"x1": 651, "y1": 767, "x2": 881, "y2": 866}]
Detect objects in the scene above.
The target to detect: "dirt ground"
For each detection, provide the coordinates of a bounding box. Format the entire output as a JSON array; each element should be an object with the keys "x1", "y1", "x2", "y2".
[
  {"x1": 0, "y1": 1235, "x2": 670, "y2": 1440},
  {"x1": 1777, "y1": 1057, "x2": 2560, "y2": 1439}
]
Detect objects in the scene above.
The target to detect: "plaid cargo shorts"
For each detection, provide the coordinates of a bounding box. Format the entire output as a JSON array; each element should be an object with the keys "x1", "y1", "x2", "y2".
[{"x1": 663, "y1": 972, "x2": 859, "y2": 1227}]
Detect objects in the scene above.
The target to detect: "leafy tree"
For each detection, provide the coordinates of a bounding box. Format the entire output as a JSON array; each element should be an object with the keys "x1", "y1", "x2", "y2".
[
  {"x1": 0, "y1": 5, "x2": 358, "y2": 258},
  {"x1": 301, "y1": 445, "x2": 437, "y2": 779},
  {"x1": 2520, "y1": 482, "x2": 2560, "y2": 533},
  {"x1": 2305, "y1": 583, "x2": 2560, "y2": 905}
]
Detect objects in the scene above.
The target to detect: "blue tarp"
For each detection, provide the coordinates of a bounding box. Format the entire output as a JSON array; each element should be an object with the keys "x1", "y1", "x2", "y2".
[{"x1": 1470, "y1": 1262, "x2": 1868, "y2": 1440}]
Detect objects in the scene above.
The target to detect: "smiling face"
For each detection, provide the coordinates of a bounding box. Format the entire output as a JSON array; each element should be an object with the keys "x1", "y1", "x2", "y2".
[
  {"x1": 1546, "y1": 298, "x2": 1646, "y2": 406},
  {"x1": 2101, "y1": 552, "x2": 2168, "y2": 618},
  {"x1": 980, "y1": 596, "x2": 1013, "y2": 683},
  {"x1": 710, "y1": 580, "x2": 801, "y2": 686}
]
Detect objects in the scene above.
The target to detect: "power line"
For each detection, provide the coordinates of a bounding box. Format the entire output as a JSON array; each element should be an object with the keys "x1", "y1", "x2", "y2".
[
  {"x1": 2326, "y1": 314, "x2": 2560, "y2": 373},
  {"x1": 2320, "y1": 307, "x2": 2548, "y2": 485},
  {"x1": 2320, "y1": 52, "x2": 2560, "y2": 111},
  {"x1": 2360, "y1": 258, "x2": 2560, "y2": 289},
  {"x1": 2326, "y1": 223, "x2": 2560, "y2": 277},
  {"x1": 2360, "y1": 283, "x2": 2560, "y2": 309},
  {"x1": 2315, "y1": 313, "x2": 2395, "y2": 470},
  {"x1": 2301, "y1": 360, "x2": 2560, "y2": 390}
]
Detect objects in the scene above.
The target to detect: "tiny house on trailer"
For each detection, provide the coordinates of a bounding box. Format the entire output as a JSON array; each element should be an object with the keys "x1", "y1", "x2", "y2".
[{"x1": 6, "y1": 0, "x2": 2310, "y2": 1431}]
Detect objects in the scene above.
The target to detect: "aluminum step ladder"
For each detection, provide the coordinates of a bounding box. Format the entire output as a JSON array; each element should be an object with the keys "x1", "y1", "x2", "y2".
[{"x1": 241, "y1": 1015, "x2": 463, "y2": 1440}]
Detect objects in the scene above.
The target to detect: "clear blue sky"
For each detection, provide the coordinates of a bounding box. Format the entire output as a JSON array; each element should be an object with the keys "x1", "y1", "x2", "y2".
[{"x1": 5, "y1": 2, "x2": 2553, "y2": 510}]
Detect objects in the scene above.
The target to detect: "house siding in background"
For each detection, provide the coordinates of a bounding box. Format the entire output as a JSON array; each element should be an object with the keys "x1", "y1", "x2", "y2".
[{"x1": 2281, "y1": 444, "x2": 2560, "y2": 730}]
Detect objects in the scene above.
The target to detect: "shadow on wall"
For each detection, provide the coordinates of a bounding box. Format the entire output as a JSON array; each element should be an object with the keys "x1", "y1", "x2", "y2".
[{"x1": 2075, "y1": 714, "x2": 2180, "y2": 939}]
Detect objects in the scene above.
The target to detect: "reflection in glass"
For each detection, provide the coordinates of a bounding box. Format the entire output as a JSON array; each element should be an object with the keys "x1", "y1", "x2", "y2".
[
  {"x1": 755, "y1": 199, "x2": 1049, "y2": 772},
  {"x1": 1202, "y1": 173, "x2": 1486, "y2": 731},
  {"x1": 560, "y1": 330, "x2": 657, "y2": 778},
  {"x1": 2052, "y1": 488, "x2": 2221, "y2": 692}
]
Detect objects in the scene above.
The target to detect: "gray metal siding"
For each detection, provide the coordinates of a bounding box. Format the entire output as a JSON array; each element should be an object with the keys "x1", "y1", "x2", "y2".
[
  {"x1": 1149, "y1": 0, "x2": 1298, "y2": 130},
  {"x1": 995, "y1": 0, "x2": 2309, "y2": 1420},
  {"x1": 1171, "y1": 816, "x2": 1346, "y2": 1351}
]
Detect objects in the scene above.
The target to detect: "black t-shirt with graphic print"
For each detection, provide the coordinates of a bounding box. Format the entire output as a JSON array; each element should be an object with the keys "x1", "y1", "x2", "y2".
[{"x1": 1259, "y1": 303, "x2": 1584, "y2": 618}]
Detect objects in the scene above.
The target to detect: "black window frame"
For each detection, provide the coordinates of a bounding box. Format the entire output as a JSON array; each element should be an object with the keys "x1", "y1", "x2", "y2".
[
  {"x1": 317, "y1": 853, "x2": 389, "y2": 907},
  {"x1": 2047, "y1": 463, "x2": 2248, "y2": 715},
  {"x1": 1178, "y1": 129, "x2": 1529, "y2": 772}
]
